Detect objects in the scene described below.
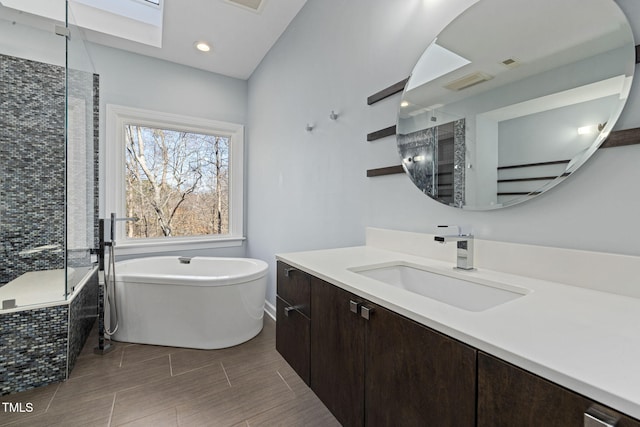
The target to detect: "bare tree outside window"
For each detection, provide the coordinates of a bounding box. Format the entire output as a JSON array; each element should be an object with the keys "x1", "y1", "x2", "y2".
[{"x1": 124, "y1": 125, "x2": 229, "y2": 238}]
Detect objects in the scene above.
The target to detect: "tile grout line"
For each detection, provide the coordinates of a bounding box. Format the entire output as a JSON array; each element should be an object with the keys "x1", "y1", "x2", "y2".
[
  {"x1": 45, "y1": 382, "x2": 62, "y2": 413},
  {"x1": 66, "y1": 371, "x2": 97, "y2": 382},
  {"x1": 124, "y1": 353, "x2": 174, "y2": 366},
  {"x1": 117, "y1": 345, "x2": 172, "y2": 367},
  {"x1": 276, "y1": 370, "x2": 293, "y2": 391},
  {"x1": 118, "y1": 346, "x2": 125, "y2": 368},
  {"x1": 220, "y1": 362, "x2": 232, "y2": 387},
  {"x1": 107, "y1": 393, "x2": 117, "y2": 427},
  {"x1": 173, "y1": 359, "x2": 223, "y2": 377}
]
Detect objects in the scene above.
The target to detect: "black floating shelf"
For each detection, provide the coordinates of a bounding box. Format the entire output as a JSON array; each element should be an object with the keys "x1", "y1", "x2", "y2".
[
  {"x1": 367, "y1": 78, "x2": 409, "y2": 106},
  {"x1": 366, "y1": 165, "x2": 404, "y2": 177},
  {"x1": 498, "y1": 192, "x2": 542, "y2": 196},
  {"x1": 498, "y1": 174, "x2": 569, "y2": 183},
  {"x1": 367, "y1": 125, "x2": 396, "y2": 142},
  {"x1": 497, "y1": 160, "x2": 570, "y2": 170},
  {"x1": 601, "y1": 127, "x2": 640, "y2": 148}
]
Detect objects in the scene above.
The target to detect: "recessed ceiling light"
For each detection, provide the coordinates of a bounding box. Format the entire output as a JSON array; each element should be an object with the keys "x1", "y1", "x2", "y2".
[
  {"x1": 195, "y1": 41, "x2": 211, "y2": 52},
  {"x1": 578, "y1": 125, "x2": 597, "y2": 135}
]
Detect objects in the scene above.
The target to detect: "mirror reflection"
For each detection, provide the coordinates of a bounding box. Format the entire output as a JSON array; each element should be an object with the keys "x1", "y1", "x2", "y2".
[{"x1": 397, "y1": 0, "x2": 636, "y2": 210}]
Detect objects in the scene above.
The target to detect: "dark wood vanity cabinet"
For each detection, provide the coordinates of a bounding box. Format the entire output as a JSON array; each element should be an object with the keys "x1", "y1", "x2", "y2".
[
  {"x1": 276, "y1": 262, "x2": 640, "y2": 427},
  {"x1": 364, "y1": 296, "x2": 476, "y2": 427},
  {"x1": 309, "y1": 275, "x2": 476, "y2": 427},
  {"x1": 275, "y1": 261, "x2": 311, "y2": 385},
  {"x1": 310, "y1": 276, "x2": 366, "y2": 426},
  {"x1": 477, "y1": 352, "x2": 640, "y2": 427}
]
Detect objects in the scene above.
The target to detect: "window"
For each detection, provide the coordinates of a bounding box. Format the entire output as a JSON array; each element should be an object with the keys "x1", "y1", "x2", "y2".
[
  {"x1": 125, "y1": 125, "x2": 229, "y2": 238},
  {"x1": 106, "y1": 105, "x2": 244, "y2": 253}
]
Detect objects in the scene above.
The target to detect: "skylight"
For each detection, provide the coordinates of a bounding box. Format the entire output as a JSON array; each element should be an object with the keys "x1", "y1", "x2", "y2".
[
  {"x1": 73, "y1": 0, "x2": 162, "y2": 26},
  {"x1": 405, "y1": 39, "x2": 471, "y2": 92},
  {"x1": 0, "y1": 0, "x2": 165, "y2": 48}
]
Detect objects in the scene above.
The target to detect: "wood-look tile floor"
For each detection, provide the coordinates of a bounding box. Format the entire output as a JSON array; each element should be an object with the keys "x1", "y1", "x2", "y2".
[{"x1": 1, "y1": 317, "x2": 339, "y2": 427}]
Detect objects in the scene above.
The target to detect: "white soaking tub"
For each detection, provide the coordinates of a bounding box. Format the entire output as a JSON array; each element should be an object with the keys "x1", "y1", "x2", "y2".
[{"x1": 111, "y1": 256, "x2": 268, "y2": 349}]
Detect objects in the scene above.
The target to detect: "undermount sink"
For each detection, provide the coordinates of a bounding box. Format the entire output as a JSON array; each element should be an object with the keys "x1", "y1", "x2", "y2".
[{"x1": 349, "y1": 262, "x2": 528, "y2": 312}]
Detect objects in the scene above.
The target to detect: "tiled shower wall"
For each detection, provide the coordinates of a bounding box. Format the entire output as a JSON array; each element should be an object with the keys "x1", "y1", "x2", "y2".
[
  {"x1": 0, "y1": 53, "x2": 100, "y2": 394},
  {"x1": 67, "y1": 269, "x2": 99, "y2": 377},
  {"x1": 0, "y1": 54, "x2": 66, "y2": 285}
]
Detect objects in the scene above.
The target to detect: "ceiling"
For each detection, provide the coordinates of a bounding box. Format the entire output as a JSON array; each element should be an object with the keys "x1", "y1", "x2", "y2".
[{"x1": 0, "y1": 0, "x2": 308, "y2": 80}]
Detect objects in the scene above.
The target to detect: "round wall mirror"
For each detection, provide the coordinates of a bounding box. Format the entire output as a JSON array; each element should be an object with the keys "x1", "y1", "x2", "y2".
[{"x1": 397, "y1": 0, "x2": 636, "y2": 210}]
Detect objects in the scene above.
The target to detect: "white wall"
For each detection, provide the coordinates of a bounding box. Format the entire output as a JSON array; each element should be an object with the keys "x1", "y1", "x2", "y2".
[
  {"x1": 247, "y1": 0, "x2": 640, "y2": 305},
  {"x1": 0, "y1": 7, "x2": 65, "y2": 66},
  {"x1": 87, "y1": 42, "x2": 249, "y2": 258}
]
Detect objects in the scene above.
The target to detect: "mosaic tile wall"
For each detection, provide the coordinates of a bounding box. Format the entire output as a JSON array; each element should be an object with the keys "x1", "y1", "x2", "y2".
[
  {"x1": 0, "y1": 53, "x2": 100, "y2": 395},
  {"x1": 0, "y1": 305, "x2": 69, "y2": 394},
  {"x1": 453, "y1": 118, "x2": 466, "y2": 208},
  {"x1": 93, "y1": 74, "x2": 100, "y2": 251},
  {"x1": 0, "y1": 54, "x2": 66, "y2": 285},
  {"x1": 0, "y1": 270, "x2": 97, "y2": 396},
  {"x1": 67, "y1": 269, "x2": 98, "y2": 374}
]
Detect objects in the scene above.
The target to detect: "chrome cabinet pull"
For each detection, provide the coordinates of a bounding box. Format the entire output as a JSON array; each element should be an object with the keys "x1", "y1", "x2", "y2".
[
  {"x1": 349, "y1": 300, "x2": 361, "y2": 314},
  {"x1": 361, "y1": 306, "x2": 373, "y2": 320},
  {"x1": 284, "y1": 267, "x2": 296, "y2": 277},
  {"x1": 584, "y1": 407, "x2": 618, "y2": 427},
  {"x1": 284, "y1": 305, "x2": 304, "y2": 317}
]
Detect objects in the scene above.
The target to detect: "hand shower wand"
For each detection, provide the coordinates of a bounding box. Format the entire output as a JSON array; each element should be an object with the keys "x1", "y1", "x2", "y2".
[{"x1": 94, "y1": 213, "x2": 138, "y2": 355}]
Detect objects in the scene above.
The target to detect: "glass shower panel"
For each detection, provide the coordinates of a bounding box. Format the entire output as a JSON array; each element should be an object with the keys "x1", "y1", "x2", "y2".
[
  {"x1": 0, "y1": 4, "x2": 67, "y2": 309},
  {"x1": 65, "y1": 2, "x2": 97, "y2": 297}
]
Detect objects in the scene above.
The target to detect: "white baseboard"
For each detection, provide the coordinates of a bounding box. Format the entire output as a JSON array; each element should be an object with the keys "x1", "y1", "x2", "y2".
[{"x1": 264, "y1": 300, "x2": 276, "y2": 321}]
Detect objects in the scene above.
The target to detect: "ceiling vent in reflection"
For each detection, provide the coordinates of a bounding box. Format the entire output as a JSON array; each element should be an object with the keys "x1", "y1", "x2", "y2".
[
  {"x1": 444, "y1": 72, "x2": 493, "y2": 91},
  {"x1": 225, "y1": 0, "x2": 264, "y2": 12},
  {"x1": 501, "y1": 58, "x2": 521, "y2": 69}
]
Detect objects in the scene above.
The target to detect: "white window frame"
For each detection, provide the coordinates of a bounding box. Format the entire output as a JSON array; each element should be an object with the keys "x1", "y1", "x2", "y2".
[{"x1": 105, "y1": 104, "x2": 244, "y2": 255}]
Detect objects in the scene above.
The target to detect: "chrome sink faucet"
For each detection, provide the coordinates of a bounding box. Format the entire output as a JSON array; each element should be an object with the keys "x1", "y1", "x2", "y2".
[{"x1": 434, "y1": 225, "x2": 475, "y2": 271}]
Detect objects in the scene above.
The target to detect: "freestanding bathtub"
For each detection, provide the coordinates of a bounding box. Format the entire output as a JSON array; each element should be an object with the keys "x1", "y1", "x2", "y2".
[{"x1": 111, "y1": 256, "x2": 268, "y2": 350}]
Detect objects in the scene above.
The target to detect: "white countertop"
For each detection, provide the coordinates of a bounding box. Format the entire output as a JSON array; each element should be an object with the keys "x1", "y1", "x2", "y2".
[{"x1": 277, "y1": 245, "x2": 640, "y2": 419}]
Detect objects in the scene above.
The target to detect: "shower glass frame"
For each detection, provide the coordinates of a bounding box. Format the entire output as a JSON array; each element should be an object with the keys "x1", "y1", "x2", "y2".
[
  {"x1": 64, "y1": 0, "x2": 98, "y2": 299},
  {"x1": 0, "y1": 1, "x2": 96, "y2": 310}
]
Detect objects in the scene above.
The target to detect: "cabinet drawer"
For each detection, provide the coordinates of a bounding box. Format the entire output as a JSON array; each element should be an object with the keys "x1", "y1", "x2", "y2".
[
  {"x1": 276, "y1": 296, "x2": 310, "y2": 385},
  {"x1": 276, "y1": 261, "x2": 310, "y2": 318}
]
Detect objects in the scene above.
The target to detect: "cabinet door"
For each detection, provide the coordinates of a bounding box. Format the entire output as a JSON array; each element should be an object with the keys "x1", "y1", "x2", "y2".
[
  {"x1": 365, "y1": 303, "x2": 476, "y2": 427},
  {"x1": 275, "y1": 296, "x2": 310, "y2": 385},
  {"x1": 310, "y1": 277, "x2": 366, "y2": 427},
  {"x1": 478, "y1": 352, "x2": 640, "y2": 427}
]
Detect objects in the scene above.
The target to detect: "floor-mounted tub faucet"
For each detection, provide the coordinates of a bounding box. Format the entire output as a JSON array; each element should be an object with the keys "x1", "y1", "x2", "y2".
[
  {"x1": 93, "y1": 213, "x2": 139, "y2": 356},
  {"x1": 434, "y1": 225, "x2": 475, "y2": 271},
  {"x1": 109, "y1": 213, "x2": 139, "y2": 246}
]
